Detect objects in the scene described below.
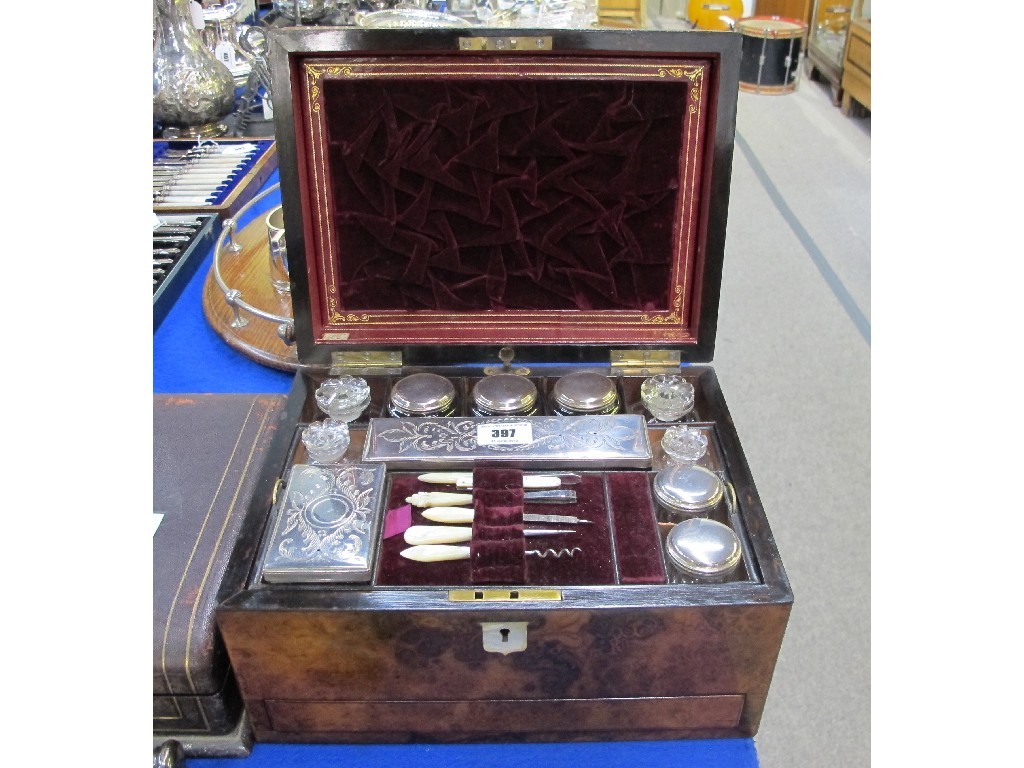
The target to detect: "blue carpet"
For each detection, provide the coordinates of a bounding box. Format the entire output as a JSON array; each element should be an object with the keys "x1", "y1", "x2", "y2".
[
  {"x1": 153, "y1": 171, "x2": 294, "y2": 395},
  {"x1": 189, "y1": 739, "x2": 758, "y2": 767}
]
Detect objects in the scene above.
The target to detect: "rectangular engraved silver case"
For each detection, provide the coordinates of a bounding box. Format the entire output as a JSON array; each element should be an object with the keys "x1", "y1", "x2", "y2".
[
  {"x1": 361, "y1": 415, "x2": 653, "y2": 469},
  {"x1": 262, "y1": 463, "x2": 386, "y2": 583}
]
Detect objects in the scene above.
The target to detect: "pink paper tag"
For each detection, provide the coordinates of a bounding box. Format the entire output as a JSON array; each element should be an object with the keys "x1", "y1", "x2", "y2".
[{"x1": 382, "y1": 504, "x2": 412, "y2": 539}]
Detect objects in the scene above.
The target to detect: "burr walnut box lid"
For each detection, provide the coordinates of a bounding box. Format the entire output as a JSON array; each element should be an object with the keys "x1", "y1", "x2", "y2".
[{"x1": 268, "y1": 28, "x2": 741, "y2": 368}]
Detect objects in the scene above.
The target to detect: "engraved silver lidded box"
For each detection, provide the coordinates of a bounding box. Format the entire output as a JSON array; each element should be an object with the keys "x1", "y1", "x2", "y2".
[
  {"x1": 551, "y1": 371, "x2": 619, "y2": 415},
  {"x1": 653, "y1": 463, "x2": 725, "y2": 518},
  {"x1": 262, "y1": 463, "x2": 386, "y2": 583},
  {"x1": 665, "y1": 518, "x2": 742, "y2": 583},
  {"x1": 471, "y1": 374, "x2": 538, "y2": 416},
  {"x1": 389, "y1": 373, "x2": 458, "y2": 417}
]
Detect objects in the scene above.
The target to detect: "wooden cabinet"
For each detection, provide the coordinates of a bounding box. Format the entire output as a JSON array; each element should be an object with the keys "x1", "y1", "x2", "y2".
[
  {"x1": 804, "y1": 0, "x2": 852, "y2": 105},
  {"x1": 753, "y1": 0, "x2": 814, "y2": 27},
  {"x1": 841, "y1": 17, "x2": 870, "y2": 114}
]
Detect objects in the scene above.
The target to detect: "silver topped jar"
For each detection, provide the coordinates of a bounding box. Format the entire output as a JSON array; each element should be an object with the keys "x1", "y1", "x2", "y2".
[
  {"x1": 665, "y1": 518, "x2": 742, "y2": 583},
  {"x1": 652, "y1": 464, "x2": 724, "y2": 518},
  {"x1": 551, "y1": 371, "x2": 619, "y2": 416},
  {"x1": 389, "y1": 373, "x2": 457, "y2": 417},
  {"x1": 471, "y1": 374, "x2": 538, "y2": 416}
]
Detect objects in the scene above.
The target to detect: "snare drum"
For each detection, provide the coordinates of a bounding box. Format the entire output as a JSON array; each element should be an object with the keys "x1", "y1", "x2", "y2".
[{"x1": 736, "y1": 16, "x2": 807, "y2": 95}]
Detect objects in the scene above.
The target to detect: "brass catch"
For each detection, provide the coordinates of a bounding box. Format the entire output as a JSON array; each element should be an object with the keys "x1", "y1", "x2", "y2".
[
  {"x1": 610, "y1": 349, "x2": 681, "y2": 374},
  {"x1": 329, "y1": 350, "x2": 402, "y2": 375},
  {"x1": 458, "y1": 36, "x2": 553, "y2": 51},
  {"x1": 448, "y1": 588, "x2": 562, "y2": 602}
]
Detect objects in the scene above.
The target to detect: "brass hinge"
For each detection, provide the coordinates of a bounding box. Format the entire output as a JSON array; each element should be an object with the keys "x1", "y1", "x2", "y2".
[
  {"x1": 329, "y1": 350, "x2": 402, "y2": 375},
  {"x1": 448, "y1": 589, "x2": 562, "y2": 602},
  {"x1": 610, "y1": 349, "x2": 681, "y2": 375},
  {"x1": 458, "y1": 36, "x2": 552, "y2": 51}
]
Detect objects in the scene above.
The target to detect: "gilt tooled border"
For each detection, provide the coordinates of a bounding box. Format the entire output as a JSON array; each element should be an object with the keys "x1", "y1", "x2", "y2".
[{"x1": 301, "y1": 59, "x2": 706, "y2": 336}]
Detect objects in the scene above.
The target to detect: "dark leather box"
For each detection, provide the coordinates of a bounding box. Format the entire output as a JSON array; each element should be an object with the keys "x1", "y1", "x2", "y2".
[
  {"x1": 153, "y1": 394, "x2": 293, "y2": 756},
  {"x1": 215, "y1": 27, "x2": 793, "y2": 744}
]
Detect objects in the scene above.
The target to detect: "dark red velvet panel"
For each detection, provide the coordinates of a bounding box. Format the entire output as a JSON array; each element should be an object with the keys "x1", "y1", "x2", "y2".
[
  {"x1": 607, "y1": 472, "x2": 667, "y2": 584},
  {"x1": 470, "y1": 469, "x2": 526, "y2": 584},
  {"x1": 375, "y1": 471, "x2": 616, "y2": 587},
  {"x1": 321, "y1": 78, "x2": 687, "y2": 313}
]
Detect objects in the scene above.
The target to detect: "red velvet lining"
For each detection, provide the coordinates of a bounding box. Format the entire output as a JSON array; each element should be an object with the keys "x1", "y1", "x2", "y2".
[
  {"x1": 607, "y1": 472, "x2": 667, "y2": 584},
  {"x1": 470, "y1": 469, "x2": 525, "y2": 584},
  {"x1": 376, "y1": 471, "x2": 617, "y2": 586},
  {"x1": 321, "y1": 78, "x2": 688, "y2": 313}
]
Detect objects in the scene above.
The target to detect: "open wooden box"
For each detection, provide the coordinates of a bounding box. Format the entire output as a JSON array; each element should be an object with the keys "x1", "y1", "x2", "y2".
[{"x1": 216, "y1": 26, "x2": 792, "y2": 743}]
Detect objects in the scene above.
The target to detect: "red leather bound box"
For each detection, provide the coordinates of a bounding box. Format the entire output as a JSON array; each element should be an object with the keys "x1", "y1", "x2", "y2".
[{"x1": 216, "y1": 27, "x2": 792, "y2": 744}]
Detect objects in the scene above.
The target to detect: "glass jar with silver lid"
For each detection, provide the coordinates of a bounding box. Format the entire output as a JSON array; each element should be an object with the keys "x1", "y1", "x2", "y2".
[
  {"x1": 550, "y1": 371, "x2": 619, "y2": 416},
  {"x1": 388, "y1": 373, "x2": 458, "y2": 417},
  {"x1": 471, "y1": 374, "x2": 538, "y2": 417},
  {"x1": 652, "y1": 464, "x2": 724, "y2": 519},
  {"x1": 665, "y1": 518, "x2": 742, "y2": 583}
]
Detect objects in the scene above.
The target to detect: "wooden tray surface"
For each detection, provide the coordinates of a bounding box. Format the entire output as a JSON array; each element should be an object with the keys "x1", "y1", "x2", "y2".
[{"x1": 201, "y1": 216, "x2": 327, "y2": 373}]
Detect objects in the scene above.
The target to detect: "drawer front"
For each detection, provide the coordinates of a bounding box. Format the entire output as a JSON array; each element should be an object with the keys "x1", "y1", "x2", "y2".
[
  {"x1": 847, "y1": 35, "x2": 871, "y2": 73},
  {"x1": 267, "y1": 695, "x2": 745, "y2": 736},
  {"x1": 842, "y1": 65, "x2": 871, "y2": 108}
]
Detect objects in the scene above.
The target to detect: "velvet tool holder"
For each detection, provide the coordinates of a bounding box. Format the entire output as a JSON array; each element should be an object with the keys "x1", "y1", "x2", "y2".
[{"x1": 469, "y1": 468, "x2": 526, "y2": 584}]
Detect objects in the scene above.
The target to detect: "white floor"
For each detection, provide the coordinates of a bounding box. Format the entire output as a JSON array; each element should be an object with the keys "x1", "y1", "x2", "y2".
[{"x1": 711, "y1": 61, "x2": 871, "y2": 767}]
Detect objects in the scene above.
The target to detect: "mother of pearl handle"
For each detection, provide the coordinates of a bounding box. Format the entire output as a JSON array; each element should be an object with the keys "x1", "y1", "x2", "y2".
[
  {"x1": 399, "y1": 545, "x2": 471, "y2": 562},
  {"x1": 405, "y1": 492, "x2": 473, "y2": 507},
  {"x1": 420, "y1": 507, "x2": 475, "y2": 524},
  {"x1": 403, "y1": 525, "x2": 473, "y2": 545}
]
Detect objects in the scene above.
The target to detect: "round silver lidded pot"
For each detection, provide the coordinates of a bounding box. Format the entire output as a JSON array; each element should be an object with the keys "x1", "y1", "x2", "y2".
[
  {"x1": 652, "y1": 464, "x2": 725, "y2": 519},
  {"x1": 665, "y1": 518, "x2": 742, "y2": 583},
  {"x1": 471, "y1": 374, "x2": 538, "y2": 417},
  {"x1": 388, "y1": 373, "x2": 458, "y2": 417},
  {"x1": 551, "y1": 371, "x2": 619, "y2": 416}
]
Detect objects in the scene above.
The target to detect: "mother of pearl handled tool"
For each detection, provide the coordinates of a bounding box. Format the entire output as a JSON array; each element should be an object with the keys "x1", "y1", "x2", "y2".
[
  {"x1": 417, "y1": 472, "x2": 580, "y2": 488},
  {"x1": 400, "y1": 545, "x2": 583, "y2": 563},
  {"x1": 421, "y1": 507, "x2": 592, "y2": 525},
  {"x1": 403, "y1": 526, "x2": 574, "y2": 545},
  {"x1": 405, "y1": 490, "x2": 576, "y2": 507}
]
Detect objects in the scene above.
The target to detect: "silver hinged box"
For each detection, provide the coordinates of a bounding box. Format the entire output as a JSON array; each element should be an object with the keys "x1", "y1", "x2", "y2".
[{"x1": 261, "y1": 463, "x2": 386, "y2": 583}]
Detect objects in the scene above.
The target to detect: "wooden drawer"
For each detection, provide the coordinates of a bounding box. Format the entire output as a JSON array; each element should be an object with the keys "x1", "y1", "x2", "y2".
[
  {"x1": 841, "y1": 62, "x2": 871, "y2": 109},
  {"x1": 266, "y1": 695, "x2": 746, "y2": 737},
  {"x1": 847, "y1": 33, "x2": 870, "y2": 74}
]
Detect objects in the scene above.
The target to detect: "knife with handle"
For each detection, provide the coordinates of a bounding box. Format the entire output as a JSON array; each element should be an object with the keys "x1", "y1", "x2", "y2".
[
  {"x1": 405, "y1": 490, "x2": 576, "y2": 507},
  {"x1": 417, "y1": 472, "x2": 581, "y2": 488},
  {"x1": 400, "y1": 545, "x2": 583, "y2": 562},
  {"x1": 420, "y1": 507, "x2": 592, "y2": 525},
  {"x1": 403, "y1": 525, "x2": 574, "y2": 545}
]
